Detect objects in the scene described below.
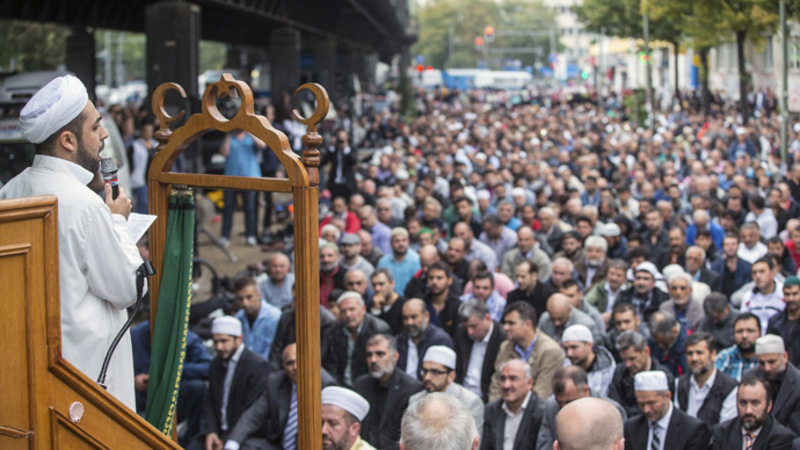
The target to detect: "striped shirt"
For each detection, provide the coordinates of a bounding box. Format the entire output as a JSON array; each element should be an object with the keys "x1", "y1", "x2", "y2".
[{"x1": 715, "y1": 345, "x2": 758, "y2": 381}]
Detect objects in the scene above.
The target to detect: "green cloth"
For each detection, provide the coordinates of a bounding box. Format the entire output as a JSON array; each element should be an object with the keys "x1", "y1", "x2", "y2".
[{"x1": 145, "y1": 191, "x2": 195, "y2": 435}]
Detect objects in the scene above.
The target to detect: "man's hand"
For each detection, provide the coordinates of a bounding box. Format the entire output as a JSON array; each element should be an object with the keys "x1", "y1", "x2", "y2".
[
  {"x1": 105, "y1": 183, "x2": 132, "y2": 219},
  {"x1": 372, "y1": 293, "x2": 385, "y2": 310},
  {"x1": 134, "y1": 373, "x2": 149, "y2": 392},
  {"x1": 205, "y1": 432, "x2": 223, "y2": 450}
]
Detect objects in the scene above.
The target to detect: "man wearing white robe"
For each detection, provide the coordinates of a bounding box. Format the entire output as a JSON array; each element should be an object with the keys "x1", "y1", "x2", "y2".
[{"x1": 0, "y1": 75, "x2": 142, "y2": 409}]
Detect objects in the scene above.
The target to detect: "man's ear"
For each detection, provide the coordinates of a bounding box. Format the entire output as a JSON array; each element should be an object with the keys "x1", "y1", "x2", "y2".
[{"x1": 58, "y1": 129, "x2": 78, "y2": 153}]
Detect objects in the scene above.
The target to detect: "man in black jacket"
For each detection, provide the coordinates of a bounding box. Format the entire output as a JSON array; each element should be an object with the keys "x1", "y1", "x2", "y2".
[
  {"x1": 224, "y1": 343, "x2": 337, "y2": 449},
  {"x1": 674, "y1": 332, "x2": 738, "y2": 427},
  {"x1": 481, "y1": 359, "x2": 545, "y2": 450},
  {"x1": 454, "y1": 299, "x2": 505, "y2": 402},
  {"x1": 323, "y1": 291, "x2": 390, "y2": 386},
  {"x1": 616, "y1": 262, "x2": 668, "y2": 323},
  {"x1": 506, "y1": 258, "x2": 555, "y2": 317},
  {"x1": 321, "y1": 128, "x2": 358, "y2": 198},
  {"x1": 623, "y1": 370, "x2": 709, "y2": 450},
  {"x1": 354, "y1": 334, "x2": 422, "y2": 450},
  {"x1": 191, "y1": 317, "x2": 269, "y2": 450},
  {"x1": 744, "y1": 334, "x2": 800, "y2": 435},
  {"x1": 608, "y1": 330, "x2": 675, "y2": 417},
  {"x1": 711, "y1": 376, "x2": 795, "y2": 450},
  {"x1": 396, "y1": 298, "x2": 454, "y2": 380}
]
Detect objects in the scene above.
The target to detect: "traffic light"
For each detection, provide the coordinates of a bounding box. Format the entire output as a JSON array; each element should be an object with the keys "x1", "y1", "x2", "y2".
[
  {"x1": 484, "y1": 25, "x2": 495, "y2": 43},
  {"x1": 475, "y1": 36, "x2": 484, "y2": 51}
]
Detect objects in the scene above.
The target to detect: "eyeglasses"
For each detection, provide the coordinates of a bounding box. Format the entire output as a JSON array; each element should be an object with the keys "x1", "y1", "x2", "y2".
[{"x1": 420, "y1": 368, "x2": 450, "y2": 376}]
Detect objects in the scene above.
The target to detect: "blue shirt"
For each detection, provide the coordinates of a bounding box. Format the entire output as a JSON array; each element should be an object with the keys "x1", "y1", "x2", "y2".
[
  {"x1": 259, "y1": 272, "x2": 295, "y2": 310},
  {"x1": 224, "y1": 133, "x2": 262, "y2": 178},
  {"x1": 378, "y1": 249, "x2": 421, "y2": 295},
  {"x1": 715, "y1": 345, "x2": 758, "y2": 381},
  {"x1": 236, "y1": 299, "x2": 282, "y2": 360}
]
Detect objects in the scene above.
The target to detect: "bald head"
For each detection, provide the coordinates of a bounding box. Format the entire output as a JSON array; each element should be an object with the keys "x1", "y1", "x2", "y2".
[
  {"x1": 547, "y1": 293, "x2": 573, "y2": 330},
  {"x1": 554, "y1": 397, "x2": 624, "y2": 450},
  {"x1": 419, "y1": 245, "x2": 440, "y2": 270}
]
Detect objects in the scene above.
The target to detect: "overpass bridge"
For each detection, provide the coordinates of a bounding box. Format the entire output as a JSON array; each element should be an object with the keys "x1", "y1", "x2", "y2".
[{"x1": 0, "y1": 0, "x2": 416, "y2": 104}]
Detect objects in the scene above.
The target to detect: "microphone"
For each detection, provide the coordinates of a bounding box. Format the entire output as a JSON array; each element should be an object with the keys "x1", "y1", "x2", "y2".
[{"x1": 100, "y1": 157, "x2": 119, "y2": 199}]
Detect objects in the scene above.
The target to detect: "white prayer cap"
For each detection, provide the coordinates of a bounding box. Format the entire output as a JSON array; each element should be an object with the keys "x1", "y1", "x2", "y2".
[
  {"x1": 634, "y1": 371, "x2": 669, "y2": 392},
  {"x1": 423, "y1": 345, "x2": 457, "y2": 370},
  {"x1": 756, "y1": 334, "x2": 786, "y2": 355},
  {"x1": 511, "y1": 187, "x2": 527, "y2": 198},
  {"x1": 477, "y1": 190, "x2": 491, "y2": 200},
  {"x1": 735, "y1": 126, "x2": 748, "y2": 136},
  {"x1": 19, "y1": 74, "x2": 89, "y2": 144},
  {"x1": 321, "y1": 386, "x2": 370, "y2": 422},
  {"x1": 635, "y1": 261, "x2": 660, "y2": 280},
  {"x1": 562, "y1": 324, "x2": 594, "y2": 344},
  {"x1": 598, "y1": 222, "x2": 621, "y2": 237},
  {"x1": 212, "y1": 316, "x2": 242, "y2": 337},
  {"x1": 475, "y1": 152, "x2": 487, "y2": 161}
]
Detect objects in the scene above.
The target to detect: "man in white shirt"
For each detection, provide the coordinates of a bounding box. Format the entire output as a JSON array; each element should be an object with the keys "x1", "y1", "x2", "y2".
[
  {"x1": 741, "y1": 256, "x2": 785, "y2": 333},
  {"x1": 454, "y1": 299, "x2": 505, "y2": 402},
  {"x1": 623, "y1": 371, "x2": 709, "y2": 450},
  {"x1": 0, "y1": 74, "x2": 143, "y2": 409},
  {"x1": 737, "y1": 223, "x2": 768, "y2": 264},
  {"x1": 673, "y1": 332, "x2": 738, "y2": 427},
  {"x1": 482, "y1": 359, "x2": 545, "y2": 450}
]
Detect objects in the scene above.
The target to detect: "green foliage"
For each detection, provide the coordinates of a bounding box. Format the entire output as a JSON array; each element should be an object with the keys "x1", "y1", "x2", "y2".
[
  {"x1": 200, "y1": 41, "x2": 227, "y2": 73},
  {"x1": 95, "y1": 30, "x2": 146, "y2": 84},
  {"x1": 575, "y1": 0, "x2": 682, "y2": 45},
  {"x1": 0, "y1": 20, "x2": 69, "y2": 72},
  {"x1": 412, "y1": 0, "x2": 557, "y2": 69}
]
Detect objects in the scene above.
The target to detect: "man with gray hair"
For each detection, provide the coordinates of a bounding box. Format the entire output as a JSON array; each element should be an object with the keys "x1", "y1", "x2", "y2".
[
  {"x1": 659, "y1": 271, "x2": 705, "y2": 333},
  {"x1": 537, "y1": 206, "x2": 565, "y2": 254},
  {"x1": 576, "y1": 235, "x2": 611, "y2": 288},
  {"x1": 323, "y1": 291, "x2": 391, "y2": 386},
  {"x1": 684, "y1": 245, "x2": 720, "y2": 291},
  {"x1": 399, "y1": 392, "x2": 479, "y2": 450},
  {"x1": 481, "y1": 359, "x2": 545, "y2": 449},
  {"x1": 649, "y1": 312, "x2": 689, "y2": 377},
  {"x1": 454, "y1": 299, "x2": 506, "y2": 401},
  {"x1": 554, "y1": 397, "x2": 625, "y2": 450},
  {"x1": 608, "y1": 330, "x2": 675, "y2": 417}
]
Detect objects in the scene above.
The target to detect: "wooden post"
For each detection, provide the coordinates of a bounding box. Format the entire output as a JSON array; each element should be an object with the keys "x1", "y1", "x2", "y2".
[{"x1": 146, "y1": 75, "x2": 329, "y2": 448}]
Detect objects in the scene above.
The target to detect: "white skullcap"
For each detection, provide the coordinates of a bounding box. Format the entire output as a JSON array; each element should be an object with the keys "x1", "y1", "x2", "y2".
[
  {"x1": 598, "y1": 222, "x2": 621, "y2": 237},
  {"x1": 794, "y1": 123, "x2": 800, "y2": 134},
  {"x1": 477, "y1": 190, "x2": 491, "y2": 200},
  {"x1": 423, "y1": 345, "x2": 457, "y2": 370},
  {"x1": 212, "y1": 316, "x2": 242, "y2": 337},
  {"x1": 475, "y1": 152, "x2": 487, "y2": 161},
  {"x1": 562, "y1": 324, "x2": 594, "y2": 344},
  {"x1": 634, "y1": 371, "x2": 669, "y2": 391},
  {"x1": 735, "y1": 126, "x2": 747, "y2": 136},
  {"x1": 19, "y1": 74, "x2": 89, "y2": 144},
  {"x1": 321, "y1": 386, "x2": 370, "y2": 422},
  {"x1": 756, "y1": 334, "x2": 785, "y2": 355},
  {"x1": 511, "y1": 187, "x2": 527, "y2": 197},
  {"x1": 635, "y1": 261, "x2": 660, "y2": 280}
]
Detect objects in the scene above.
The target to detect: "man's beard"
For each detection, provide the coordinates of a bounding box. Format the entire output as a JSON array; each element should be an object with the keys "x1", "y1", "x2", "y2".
[
  {"x1": 408, "y1": 326, "x2": 423, "y2": 338},
  {"x1": 321, "y1": 262, "x2": 338, "y2": 273},
  {"x1": 741, "y1": 413, "x2": 765, "y2": 431},
  {"x1": 737, "y1": 341, "x2": 755, "y2": 355},
  {"x1": 393, "y1": 248, "x2": 407, "y2": 259},
  {"x1": 75, "y1": 137, "x2": 101, "y2": 174},
  {"x1": 587, "y1": 257, "x2": 604, "y2": 267},
  {"x1": 369, "y1": 361, "x2": 394, "y2": 380},
  {"x1": 691, "y1": 364, "x2": 710, "y2": 377}
]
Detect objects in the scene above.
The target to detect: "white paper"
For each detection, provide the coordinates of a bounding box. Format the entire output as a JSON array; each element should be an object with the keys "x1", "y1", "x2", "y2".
[{"x1": 127, "y1": 213, "x2": 157, "y2": 243}]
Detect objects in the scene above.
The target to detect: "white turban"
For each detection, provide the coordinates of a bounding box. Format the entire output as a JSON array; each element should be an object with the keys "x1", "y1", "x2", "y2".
[
  {"x1": 19, "y1": 74, "x2": 89, "y2": 144},
  {"x1": 756, "y1": 334, "x2": 785, "y2": 355},
  {"x1": 423, "y1": 345, "x2": 457, "y2": 370},
  {"x1": 321, "y1": 387, "x2": 370, "y2": 422},
  {"x1": 212, "y1": 316, "x2": 242, "y2": 337},
  {"x1": 562, "y1": 324, "x2": 594, "y2": 344},
  {"x1": 634, "y1": 371, "x2": 668, "y2": 391}
]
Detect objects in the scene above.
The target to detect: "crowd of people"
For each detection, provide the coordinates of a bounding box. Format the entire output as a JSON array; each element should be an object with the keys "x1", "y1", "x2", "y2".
[{"x1": 121, "y1": 81, "x2": 800, "y2": 450}]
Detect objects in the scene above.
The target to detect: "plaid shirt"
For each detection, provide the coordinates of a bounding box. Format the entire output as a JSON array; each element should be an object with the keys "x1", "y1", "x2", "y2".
[{"x1": 715, "y1": 345, "x2": 758, "y2": 381}]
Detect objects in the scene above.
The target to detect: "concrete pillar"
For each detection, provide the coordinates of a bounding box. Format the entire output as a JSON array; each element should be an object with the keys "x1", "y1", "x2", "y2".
[
  {"x1": 315, "y1": 39, "x2": 337, "y2": 95},
  {"x1": 66, "y1": 27, "x2": 96, "y2": 99},
  {"x1": 364, "y1": 52, "x2": 378, "y2": 88},
  {"x1": 269, "y1": 27, "x2": 300, "y2": 100},
  {"x1": 145, "y1": 1, "x2": 200, "y2": 102}
]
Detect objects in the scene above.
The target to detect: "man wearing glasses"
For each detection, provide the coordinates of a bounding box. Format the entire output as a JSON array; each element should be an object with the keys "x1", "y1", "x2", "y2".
[{"x1": 408, "y1": 345, "x2": 484, "y2": 436}]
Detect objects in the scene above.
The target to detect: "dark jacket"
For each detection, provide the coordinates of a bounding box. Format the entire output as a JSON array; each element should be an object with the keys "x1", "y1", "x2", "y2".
[
  {"x1": 624, "y1": 406, "x2": 710, "y2": 450},
  {"x1": 201, "y1": 346, "x2": 270, "y2": 437},
  {"x1": 454, "y1": 321, "x2": 506, "y2": 402},
  {"x1": 575, "y1": 258, "x2": 611, "y2": 289},
  {"x1": 676, "y1": 370, "x2": 738, "y2": 427},
  {"x1": 321, "y1": 144, "x2": 358, "y2": 194},
  {"x1": 712, "y1": 415, "x2": 795, "y2": 450},
  {"x1": 424, "y1": 290, "x2": 462, "y2": 338},
  {"x1": 227, "y1": 369, "x2": 337, "y2": 448},
  {"x1": 617, "y1": 288, "x2": 670, "y2": 323},
  {"x1": 695, "y1": 266, "x2": 721, "y2": 292},
  {"x1": 649, "y1": 326, "x2": 689, "y2": 378},
  {"x1": 267, "y1": 305, "x2": 338, "y2": 371},
  {"x1": 374, "y1": 295, "x2": 407, "y2": 336},
  {"x1": 768, "y1": 311, "x2": 800, "y2": 367},
  {"x1": 481, "y1": 393, "x2": 545, "y2": 450},
  {"x1": 746, "y1": 363, "x2": 800, "y2": 434},
  {"x1": 608, "y1": 357, "x2": 675, "y2": 418},
  {"x1": 353, "y1": 368, "x2": 423, "y2": 450},
  {"x1": 507, "y1": 282, "x2": 556, "y2": 318},
  {"x1": 396, "y1": 323, "x2": 454, "y2": 380},
  {"x1": 323, "y1": 314, "x2": 391, "y2": 386},
  {"x1": 711, "y1": 257, "x2": 752, "y2": 299}
]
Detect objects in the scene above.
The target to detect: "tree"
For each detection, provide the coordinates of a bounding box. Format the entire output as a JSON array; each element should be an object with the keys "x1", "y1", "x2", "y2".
[{"x1": 0, "y1": 20, "x2": 69, "y2": 72}]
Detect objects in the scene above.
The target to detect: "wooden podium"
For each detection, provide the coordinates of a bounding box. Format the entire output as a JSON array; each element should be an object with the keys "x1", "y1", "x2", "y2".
[{"x1": 0, "y1": 196, "x2": 179, "y2": 449}]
